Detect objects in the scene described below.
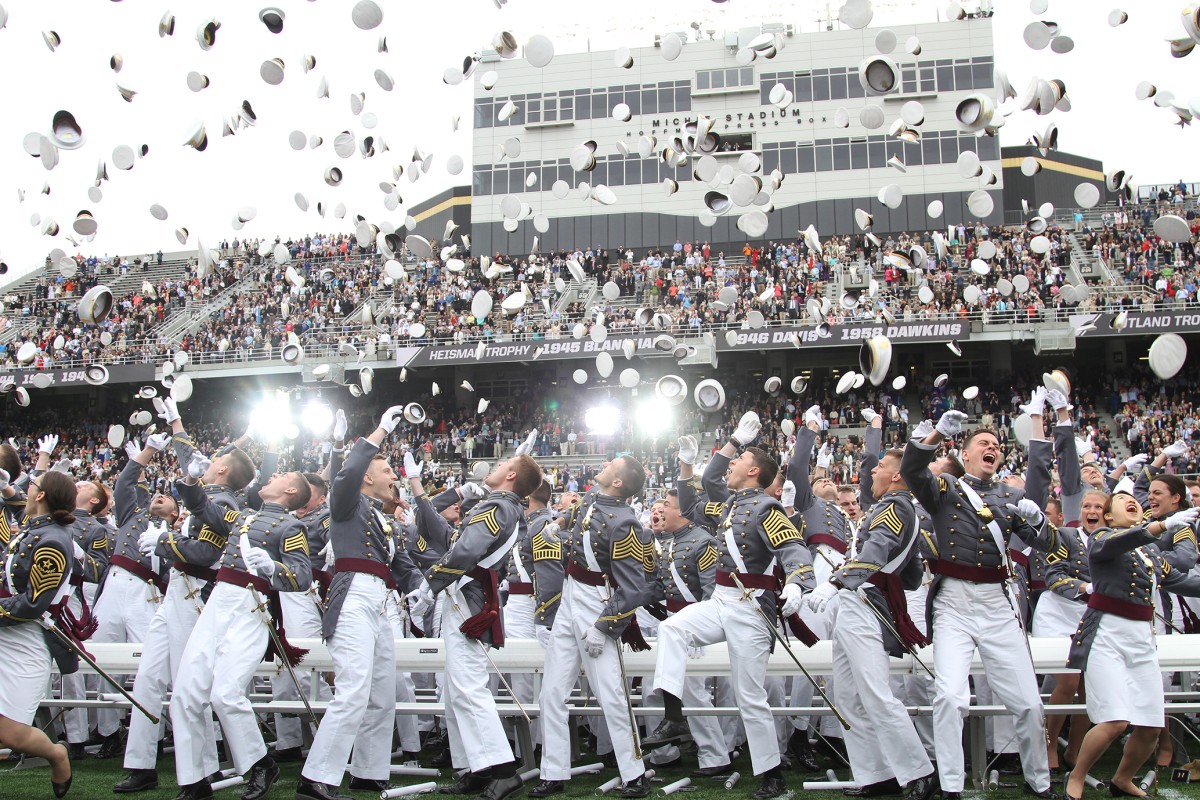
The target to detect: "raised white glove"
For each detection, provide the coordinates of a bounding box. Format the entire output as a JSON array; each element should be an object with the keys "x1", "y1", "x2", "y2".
[
  {"x1": 806, "y1": 581, "x2": 839, "y2": 614},
  {"x1": 158, "y1": 397, "x2": 180, "y2": 425},
  {"x1": 1019, "y1": 387, "x2": 1047, "y2": 417},
  {"x1": 50, "y1": 458, "x2": 71, "y2": 474},
  {"x1": 1122, "y1": 453, "x2": 1149, "y2": 472},
  {"x1": 379, "y1": 404, "x2": 406, "y2": 434},
  {"x1": 187, "y1": 452, "x2": 212, "y2": 479},
  {"x1": 935, "y1": 410, "x2": 968, "y2": 439},
  {"x1": 781, "y1": 480, "x2": 797, "y2": 509},
  {"x1": 137, "y1": 527, "x2": 162, "y2": 557},
  {"x1": 0, "y1": 468, "x2": 10, "y2": 491},
  {"x1": 584, "y1": 626, "x2": 607, "y2": 658},
  {"x1": 911, "y1": 419, "x2": 936, "y2": 441},
  {"x1": 541, "y1": 522, "x2": 561, "y2": 545},
  {"x1": 146, "y1": 433, "x2": 171, "y2": 451},
  {"x1": 860, "y1": 408, "x2": 879, "y2": 424},
  {"x1": 1164, "y1": 507, "x2": 1200, "y2": 534},
  {"x1": 403, "y1": 451, "x2": 421, "y2": 478},
  {"x1": 780, "y1": 583, "x2": 804, "y2": 617},
  {"x1": 332, "y1": 409, "x2": 348, "y2": 442},
  {"x1": 1162, "y1": 440, "x2": 1189, "y2": 459},
  {"x1": 804, "y1": 405, "x2": 823, "y2": 429},
  {"x1": 1074, "y1": 436, "x2": 1093, "y2": 459},
  {"x1": 319, "y1": 540, "x2": 335, "y2": 569},
  {"x1": 124, "y1": 441, "x2": 140, "y2": 460},
  {"x1": 1047, "y1": 389, "x2": 1072, "y2": 411},
  {"x1": 816, "y1": 443, "x2": 832, "y2": 471},
  {"x1": 677, "y1": 435, "x2": 698, "y2": 465},
  {"x1": 37, "y1": 434, "x2": 59, "y2": 456},
  {"x1": 407, "y1": 579, "x2": 435, "y2": 619},
  {"x1": 536, "y1": 625, "x2": 552, "y2": 649},
  {"x1": 1006, "y1": 498, "x2": 1045, "y2": 527},
  {"x1": 72, "y1": 541, "x2": 85, "y2": 561},
  {"x1": 515, "y1": 429, "x2": 538, "y2": 457},
  {"x1": 687, "y1": 644, "x2": 705, "y2": 660},
  {"x1": 244, "y1": 546, "x2": 276, "y2": 577},
  {"x1": 460, "y1": 482, "x2": 486, "y2": 500},
  {"x1": 731, "y1": 411, "x2": 762, "y2": 446}
]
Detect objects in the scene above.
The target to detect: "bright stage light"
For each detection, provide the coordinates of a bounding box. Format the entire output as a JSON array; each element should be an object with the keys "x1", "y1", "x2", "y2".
[
  {"x1": 300, "y1": 401, "x2": 334, "y2": 435},
  {"x1": 250, "y1": 390, "x2": 291, "y2": 442},
  {"x1": 634, "y1": 397, "x2": 674, "y2": 435},
  {"x1": 584, "y1": 405, "x2": 620, "y2": 437}
]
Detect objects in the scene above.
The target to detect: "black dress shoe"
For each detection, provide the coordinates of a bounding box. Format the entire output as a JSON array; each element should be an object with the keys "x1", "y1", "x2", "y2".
[
  {"x1": 753, "y1": 773, "x2": 789, "y2": 800},
  {"x1": 296, "y1": 778, "x2": 352, "y2": 800},
  {"x1": 172, "y1": 782, "x2": 214, "y2": 800},
  {"x1": 1022, "y1": 783, "x2": 1058, "y2": 800},
  {"x1": 243, "y1": 758, "x2": 280, "y2": 800},
  {"x1": 476, "y1": 774, "x2": 524, "y2": 800},
  {"x1": 527, "y1": 780, "x2": 565, "y2": 797},
  {"x1": 691, "y1": 764, "x2": 734, "y2": 779},
  {"x1": 440, "y1": 771, "x2": 493, "y2": 795},
  {"x1": 942, "y1": 794, "x2": 961, "y2": 800},
  {"x1": 845, "y1": 779, "x2": 903, "y2": 797},
  {"x1": 430, "y1": 749, "x2": 453, "y2": 768},
  {"x1": 66, "y1": 743, "x2": 87, "y2": 761},
  {"x1": 114, "y1": 769, "x2": 160, "y2": 793},
  {"x1": 1109, "y1": 784, "x2": 1140, "y2": 798},
  {"x1": 905, "y1": 772, "x2": 938, "y2": 800},
  {"x1": 641, "y1": 720, "x2": 692, "y2": 749},
  {"x1": 348, "y1": 777, "x2": 392, "y2": 792},
  {"x1": 994, "y1": 754, "x2": 1022, "y2": 775},
  {"x1": 95, "y1": 731, "x2": 124, "y2": 759},
  {"x1": 619, "y1": 775, "x2": 651, "y2": 799},
  {"x1": 274, "y1": 746, "x2": 305, "y2": 763},
  {"x1": 600, "y1": 752, "x2": 617, "y2": 769},
  {"x1": 788, "y1": 730, "x2": 822, "y2": 773}
]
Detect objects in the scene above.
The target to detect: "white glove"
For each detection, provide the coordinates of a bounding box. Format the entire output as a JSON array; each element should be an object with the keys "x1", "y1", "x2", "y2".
[
  {"x1": 584, "y1": 626, "x2": 607, "y2": 658},
  {"x1": 536, "y1": 625, "x2": 552, "y2": 649},
  {"x1": 37, "y1": 434, "x2": 59, "y2": 456},
  {"x1": 137, "y1": 526, "x2": 162, "y2": 557},
  {"x1": 935, "y1": 410, "x2": 968, "y2": 439},
  {"x1": 158, "y1": 397, "x2": 180, "y2": 425},
  {"x1": 332, "y1": 409, "x2": 348, "y2": 442},
  {"x1": 677, "y1": 435, "x2": 699, "y2": 465},
  {"x1": 731, "y1": 411, "x2": 762, "y2": 446},
  {"x1": 50, "y1": 458, "x2": 71, "y2": 474},
  {"x1": 515, "y1": 429, "x2": 538, "y2": 457},
  {"x1": 1122, "y1": 453, "x2": 1149, "y2": 472},
  {"x1": 124, "y1": 441, "x2": 140, "y2": 460},
  {"x1": 860, "y1": 408, "x2": 879, "y2": 424},
  {"x1": 1163, "y1": 507, "x2": 1200, "y2": 534},
  {"x1": 1162, "y1": 440, "x2": 1189, "y2": 459},
  {"x1": 403, "y1": 451, "x2": 421, "y2": 478},
  {"x1": 244, "y1": 546, "x2": 276, "y2": 577},
  {"x1": 187, "y1": 452, "x2": 212, "y2": 479},
  {"x1": 460, "y1": 482, "x2": 486, "y2": 500},
  {"x1": 687, "y1": 644, "x2": 705, "y2": 660},
  {"x1": 0, "y1": 468, "x2": 10, "y2": 491},
  {"x1": 804, "y1": 404, "x2": 823, "y2": 428},
  {"x1": 541, "y1": 522, "x2": 561, "y2": 545},
  {"x1": 379, "y1": 404, "x2": 406, "y2": 434},
  {"x1": 781, "y1": 480, "x2": 796, "y2": 509},
  {"x1": 1074, "y1": 436, "x2": 1094, "y2": 459},
  {"x1": 407, "y1": 579, "x2": 435, "y2": 619},
  {"x1": 806, "y1": 581, "x2": 839, "y2": 614},
  {"x1": 1019, "y1": 387, "x2": 1047, "y2": 417},
  {"x1": 1006, "y1": 498, "x2": 1045, "y2": 527},
  {"x1": 780, "y1": 583, "x2": 804, "y2": 617},
  {"x1": 319, "y1": 540, "x2": 335, "y2": 569},
  {"x1": 146, "y1": 432, "x2": 171, "y2": 451},
  {"x1": 72, "y1": 541, "x2": 85, "y2": 561},
  {"x1": 911, "y1": 419, "x2": 935, "y2": 441},
  {"x1": 1047, "y1": 389, "x2": 1072, "y2": 411},
  {"x1": 816, "y1": 443, "x2": 832, "y2": 471}
]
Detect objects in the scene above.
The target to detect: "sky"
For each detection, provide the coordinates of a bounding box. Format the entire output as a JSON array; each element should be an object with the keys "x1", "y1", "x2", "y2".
[{"x1": 0, "y1": 0, "x2": 1196, "y2": 289}]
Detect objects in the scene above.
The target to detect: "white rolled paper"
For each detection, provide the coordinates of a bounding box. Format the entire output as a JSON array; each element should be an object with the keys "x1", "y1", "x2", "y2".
[
  {"x1": 596, "y1": 776, "x2": 623, "y2": 795},
  {"x1": 390, "y1": 766, "x2": 442, "y2": 777},
  {"x1": 659, "y1": 778, "x2": 692, "y2": 795},
  {"x1": 570, "y1": 763, "x2": 604, "y2": 776},
  {"x1": 520, "y1": 769, "x2": 541, "y2": 783},
  {"x1": 380, "y1": 781, "x2": 438, "y2": 799},
  {"x1": 802, "y1": 782, "x2": 861, "y2": 791},
  {"x1": 210, "y1": 777, "x2": 246, "y2": 791}
]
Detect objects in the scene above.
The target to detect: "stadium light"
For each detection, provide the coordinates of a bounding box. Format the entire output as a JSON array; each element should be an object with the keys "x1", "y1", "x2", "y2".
[
  {"x1": 250, "y1": 390, "x2": 291, "y2": 442},
  {"x1": 584, "y1": 405, "x2": 620, "y2": 437},
  {"x1": 300, "y1": 401, "x2": 334, "y2": 436},
  {"x1": 634, "y1": 397, "x2": 673, "y2": 435}
]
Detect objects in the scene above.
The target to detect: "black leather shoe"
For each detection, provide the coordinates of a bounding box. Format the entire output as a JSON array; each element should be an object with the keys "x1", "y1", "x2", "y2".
[
  {"x1": 942, "y1": 793, "x2": 961, "y2": 800},
  {"x1": 641, "y1": 720, "x2": 692, "y2": 749},
  {"x1": 440, "y1": 771, "x2": 493, "y2": 795},
  {"x1": 274, "y1": 746, "x2": 305, "y2": 763},
  {"x1": 95, "y1": 731, "x2": 124, "y2": 759},
  {"x1": 114, "y1": 769, "x2": 160, "y2": 793},
  {"x1": 172, "y1": 782, "x2": 214, "y2": 800},
  {"x1": 53, "y1": 777, "x2": 73, "y2": 798},
  {"x1": 430, "y1": 749, "x2": 453, "y2": 768},
  {"x1": 66, "y1": 743, "x2": 87, "y2": 761},
  {"x1": 844, "y1": 779, "x2": 903, "y2": 797},
  {"x1": 753, "y1": 774, "x2": 789, "y2": 800},
  {"x1": 476, "y1": 774, "x2": 524, "y2": 800},
  {"x1": 243, "y1": 758, "x2": 280, "y2": 800},
  {"x1": 295, "y1": 778, "x2": 352, "y2": 800},
  {"x1": 1023, "y1": 783, "x2": 1058, "y2": 800},
  {"x1": 600, "y1": 752, "x2": 617, "y2": 769},
  {"x1": 348, "y1": 777, "x2": 392, "y2": 792},
  {"x1": 527, "y1": 780, "x2": 565, "y2": 797},
  {"x1": 995, "y1": 754, "x2": 1023, "y2": 775},
  {"x1": 691, "y1": 764, "x2": 734, "y2": 779},
  {"x1": 905, "y1": 773, "x2": 938, "y2": 800},
  {"x1": 1109, "y1": 784, "x2": 1140, "y2": 798},
  {"x1": 788, "y1": 730, "x2": 822, "y2": 773},
  {"x1": 619, "y1": 775, "x2": 651, "y2": 799}
]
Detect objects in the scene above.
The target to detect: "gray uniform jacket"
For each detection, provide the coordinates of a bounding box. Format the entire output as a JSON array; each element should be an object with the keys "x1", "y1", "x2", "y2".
[
  {"x1": 164, "y1": 481, "x2": 240, "y2": 571},
  {"x1": 529, "y1": 507, "x2": 565, "y2": 629},
  {"x1": 789, "y1": 428, "x2": 852, "y2": 554},
  {"x1": 1042, "y1": 527, "x2": 1093, "y2": 602},
  {"x1": 100, "y1": 459, "x2": 170, "y2": 597},
  {"x1": 69, "y1": 510, "x2": 111, "y2": 584},
  {"x1": 0, "y1": 514, "x2": 73, "y2": 622},
  {"x1": 647, "y1": 522, "x2": 718, "y2": 612}
]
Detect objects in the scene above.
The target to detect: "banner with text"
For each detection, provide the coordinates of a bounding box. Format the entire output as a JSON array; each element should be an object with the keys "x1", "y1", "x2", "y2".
[
  {"x1": 1072, "y1": 310, "x2": 1200, "y2": 337},
  {"x1": 0, "y1": 363, "x2": 156, "y2": 388}
]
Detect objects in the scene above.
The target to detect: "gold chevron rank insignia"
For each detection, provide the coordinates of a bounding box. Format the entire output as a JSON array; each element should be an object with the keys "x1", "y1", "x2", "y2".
[
  {"x1": 224, "y1": 509, "x2": 241, "y2": 524},
  {"x1": 1045, "y1": 545, "x2": 1069, "y2": 565},
  {"x1": 698, "y1": 544, "x2": 718, "y2": 570},
  {"x1": 197, "y1": 525, "x2": 227, "y2": 549},
  {"x1": 416, "y1": 535, "x2": 428, "y2": 553},
  {"x1": 29, "y1": 546, "x2": 67, "y2": 601},
  {"x1": 472, "y1": 505, "x2": 501, "y2": 536},
  {"x1": 283, "y1": 531, "x2": 309, "y2": 555},
  {"x1": 763, "y1": 508, "x2": 802, "y2": 547},
  {"x1": 704, "y1": 502, "x2": 725, "y2": 518},
  {"x1": 871, "y1": 503, "x2": 904, "y2": 536},
  {"x1": 532, "y1": 532, "x2": 561, "y2": 561},
  {"x1": 612, "y1": 526, "x2": 645, "y2": 562}
]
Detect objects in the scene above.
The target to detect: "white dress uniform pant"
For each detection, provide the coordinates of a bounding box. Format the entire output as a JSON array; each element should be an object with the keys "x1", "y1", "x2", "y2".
[
  {"x1": 384, "y1": 593, "x2": 421, "y2": 754},
  {"x1": 302, "y1": 573, "x2": 394, "y2": 786},
  {"x1": 60, "y1": 584, "x2": 96, "y2": 744},
  {"x1": 1084, "y1": 613, "x2": 1164, "y2": 727},
  {"x1": 92, "y1": 566, "x2": 161, "y2": 736},
  {"x1": 832, "y1": 590, "x2": 932, "y2": 787},
  {"x1": 655, "y1": 586, "x2": 780, "y2": 776},
  {"x1": 503, "y1": 593, "x2": 539, "y2": 747},
  {"x1": 0, "y1": 622, "x2": 51, "y2": 725},
  {"x1": 889, "y1": 585, "x2": 934, "y2": 759},
  {"x1": 442, "y1": 586, "x2": 515, "y2": 773},
  {"x1": 789, "y1": 545, "x2": 843, "y2": 739},
  {"x1": 171, "y1": 582, "x2": 270, "y2": 785},
  {"x1": 272, "y1": 590, "x2": 333, "y2": 751},
  {"x1": 930, "y1": 578, "x2": 1049, "y2": 794},
  {"x1": 715, "y1": 677, "x2": 745, "y2": 751},
  {"x1": 540, "y1": 578, "x2": 644, "y2": 783},
  {"x1": 976, "y1": 673, "x2": 1018, "y2": 755},
  {"x1": 126, "y1": 570, "x2": 216, "y2": 771}
]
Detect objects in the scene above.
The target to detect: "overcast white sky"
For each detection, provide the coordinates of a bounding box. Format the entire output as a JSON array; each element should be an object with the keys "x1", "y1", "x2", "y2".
[{"x1": 0, "y1": 0, "x2": 1196, "y2": 288}]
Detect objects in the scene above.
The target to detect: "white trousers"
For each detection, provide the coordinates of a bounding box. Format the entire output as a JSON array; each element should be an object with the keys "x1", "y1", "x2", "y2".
[
  {"x1": 272, "y1": 590, "x2": 333, "y2": 751},
  {"x1": 931, "y1": 578, "x2": 1049, "y2": 793},
  {"x1": 171, "y1": 582, "x2": 268, "y2": 785},
  {"x1": 60, "y1": 584, "x2": 96, "y2": 744},
  {"x1": 384, "y1": 592, "x2": 421, "y2": 754},
  {"x1": 540, "y1": 578, "x2": 643, "y2": 783},
  {"x1": 126, "y1": 570, "x2": 216, "y2": 770},
  {"x1": 788, "y1": 594, "x2": 841, "y2": 738},
  {"x1": 655, "y1": 586, "x2": 780, "y2": 776},
  {"x1": 503, "y1": 594, "x2": 539, "y2": 747},
  {"x1": 302, "y1": 574, "x2": 394, "y2": 786},
  {"x1": 890, "y1": 585, "x2": 934, "y2": 759},
  {"x1": 832, "y1": 590, "x2": 932, "y2": 786},
  {"x1": 442, "y1": 586, "x2": 515, "y2": 773},
  {"x1": 92, "y1": 567, "x2": 161, "y2": 736}
]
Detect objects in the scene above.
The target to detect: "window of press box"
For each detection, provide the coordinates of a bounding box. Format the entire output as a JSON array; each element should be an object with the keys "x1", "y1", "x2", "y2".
[
  {"x1": 696, "y1": 66, "x2": 755, "y2": 91},
  {"x1": 717, "y1": 133, "x2": 755, "y2": 153}
]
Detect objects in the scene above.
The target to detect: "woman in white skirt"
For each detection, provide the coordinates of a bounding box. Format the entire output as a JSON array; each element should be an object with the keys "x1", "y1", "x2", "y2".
[
  {"x1": 0, "y1": 470, "x2": 79, "y2": 797},
  {"x1": 1063, "y1": 491, "x2": 1200, "y2": 800}
]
